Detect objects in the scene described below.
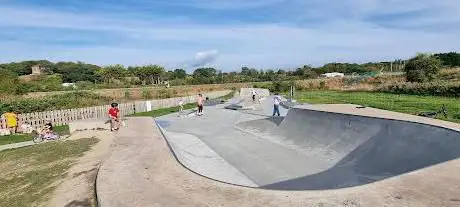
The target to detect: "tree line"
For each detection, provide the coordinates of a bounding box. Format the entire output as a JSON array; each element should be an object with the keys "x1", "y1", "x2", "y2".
[{"x1": 0, "y1": 52, "x2": 459, "y2": 88}]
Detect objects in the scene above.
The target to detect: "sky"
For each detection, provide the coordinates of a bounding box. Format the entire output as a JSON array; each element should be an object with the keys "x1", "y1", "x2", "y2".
[{"x1": 0, "y1": 0, "x2": 459, "y2": 72}]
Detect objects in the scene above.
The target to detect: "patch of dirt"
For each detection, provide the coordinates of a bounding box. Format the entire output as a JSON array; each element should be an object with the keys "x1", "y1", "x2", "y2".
[{"x1": 48, "y1": 130, "x2": 115, "y2": 207}]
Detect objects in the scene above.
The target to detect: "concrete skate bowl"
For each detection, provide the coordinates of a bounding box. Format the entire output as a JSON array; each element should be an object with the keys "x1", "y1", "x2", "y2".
[{"x1": 157, "y1": 106, "x2": 460, "y2": 191}]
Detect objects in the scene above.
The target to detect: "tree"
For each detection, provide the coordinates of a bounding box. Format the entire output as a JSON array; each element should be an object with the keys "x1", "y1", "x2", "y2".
[
  {"x1": 132, "y1": 65, "x2": 165, "y2": 85},
  {"x1": 434, "y1": 52, "x2": 460, "y2": 67},
  {"x1": 54, "y1": 62, "x2": 101, "y2": 83},
  {"x1": 97, "y1": 64, "x2": 127, "y2": 84},
  {"x1": 192, "y1": 67, "x2": 217, "y2": 84},
  {"x1": 173, "y1": 69, "x2": 187, "y2": 79},
  {"x1": 404, "y1": 53, "x2": 442, "y2": 82}
]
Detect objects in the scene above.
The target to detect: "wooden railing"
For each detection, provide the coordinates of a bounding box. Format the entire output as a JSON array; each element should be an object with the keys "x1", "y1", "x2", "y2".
[{"x1": 0, "y1": 90, "x2": 231, "y2": 128}]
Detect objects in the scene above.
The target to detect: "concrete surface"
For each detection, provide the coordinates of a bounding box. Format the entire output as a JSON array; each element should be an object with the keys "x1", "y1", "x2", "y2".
[
  {"x1": 157, "y1": 98, "x2": 460, "y2": 191},
  {"x1": 69, "y1": 119, "x2": 111, "y2": 133},
  {"x1": 96, "y1": 117, "x2": 460, "y2": 207}
]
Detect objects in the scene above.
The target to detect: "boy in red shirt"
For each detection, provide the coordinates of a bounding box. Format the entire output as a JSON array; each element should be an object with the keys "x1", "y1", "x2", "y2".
[{"x1": 108, "y1": 103, "x2": 120, "y2": 131}]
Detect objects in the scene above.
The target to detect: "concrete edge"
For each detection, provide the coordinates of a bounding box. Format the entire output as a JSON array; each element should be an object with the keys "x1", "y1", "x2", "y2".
[{"x1": 294, "y1": 105, "x2": 460, "y2": 132}]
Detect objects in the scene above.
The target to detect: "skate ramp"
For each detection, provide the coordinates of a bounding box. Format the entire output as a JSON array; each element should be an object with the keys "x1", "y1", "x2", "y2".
[{"x1": 157, "y1": 105, "x2": 460, "y2": 190}]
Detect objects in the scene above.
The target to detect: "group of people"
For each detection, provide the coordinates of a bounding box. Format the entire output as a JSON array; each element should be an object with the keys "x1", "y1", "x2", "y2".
[
  {"x1": 177, "y1": 93, "x2": 206, "y2": 116},
  {"x1": 1, "y1": 111, "x2": 55, "y2": 137}
]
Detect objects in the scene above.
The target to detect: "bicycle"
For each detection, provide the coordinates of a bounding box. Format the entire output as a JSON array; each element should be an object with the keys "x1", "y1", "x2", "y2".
[{"x1": 32, "y1": 130, "x2": 62, "y2": 143}]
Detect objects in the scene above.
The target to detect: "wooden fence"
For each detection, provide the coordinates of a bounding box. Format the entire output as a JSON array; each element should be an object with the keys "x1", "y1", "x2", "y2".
[{"x1": 0, "y1": 90, "x2": 230, "y2": 129}]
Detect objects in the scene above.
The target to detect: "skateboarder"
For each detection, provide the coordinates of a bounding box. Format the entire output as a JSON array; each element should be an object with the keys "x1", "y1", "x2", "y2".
[{"x1": 272, "y1": 93, "x2": 282, "y2": 117}]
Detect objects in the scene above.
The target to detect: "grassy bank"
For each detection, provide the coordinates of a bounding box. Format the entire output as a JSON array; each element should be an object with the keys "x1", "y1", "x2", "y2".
[
  {"x1": 0, "y1": 125, "x2": 70, "y2": 146},
  {"x1": 0, "y1": 138, "x2": 98, "y2": 207},
  {"x1": 296, "y1": 90, "x2": 460, "y2": 123}
]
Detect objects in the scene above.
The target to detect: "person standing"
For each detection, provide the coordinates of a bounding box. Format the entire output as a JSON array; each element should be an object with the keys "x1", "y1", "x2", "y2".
[
  {"x1": 197, "y1": 94, "x2": 204, "y2": 116},
  {"x1": 108, "y1": 103, "x2": 120, "y2": 131},
  {"x1": 272, "y1": 93, "x2": 282, "y2": 117},
  {"x1": 178, "y1": 98, "x2": 184, "y2": 116},
  {"x1": 251, "y1": 89, "x2": 257, "y2": 102},
  {"x1": 2, "y1": 110, "x2": 18, "y2": 134}
]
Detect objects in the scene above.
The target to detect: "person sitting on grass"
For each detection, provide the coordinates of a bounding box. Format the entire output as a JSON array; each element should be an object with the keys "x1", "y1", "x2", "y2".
[
  {"x1": 40, "y1": 120, "x2": 56, "y2": 139},
  {"x1": 108, "y1": 103, "x2": 120, "y2": 131}
]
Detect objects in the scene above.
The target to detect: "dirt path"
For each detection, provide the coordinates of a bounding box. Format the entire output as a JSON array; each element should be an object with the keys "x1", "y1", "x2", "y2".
[{"x1": 48, "y1": 130, "x2": 115, "y2": 207}]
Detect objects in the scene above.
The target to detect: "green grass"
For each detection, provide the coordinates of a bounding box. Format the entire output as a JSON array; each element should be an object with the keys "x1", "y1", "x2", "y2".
[
  {"x1": 0, "y1": 125, "x2": 70, "y2": 146},
  {"x1": 296, "y1": 90, "x2": 460, "y2": 123},
  {"x1": 133, "y1": 91, "x2": 235, "y2": 117},
  {"x1": 133, "y1": 103, "x2": 197, "y2": 117},
  {"x1": 0, "y1": 137, "x2": 99, "y2": 207}
]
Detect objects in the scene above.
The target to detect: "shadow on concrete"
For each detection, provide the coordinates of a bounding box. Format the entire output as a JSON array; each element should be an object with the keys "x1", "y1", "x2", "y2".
[{"x1": 262, "y1": 122, "x2": 460, "y2": 190}]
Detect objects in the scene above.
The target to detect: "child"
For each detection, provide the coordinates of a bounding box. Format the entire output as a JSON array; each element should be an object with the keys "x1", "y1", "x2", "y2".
[{"x1": 108, "y1": 103, "x2": 120, "y2": 131}]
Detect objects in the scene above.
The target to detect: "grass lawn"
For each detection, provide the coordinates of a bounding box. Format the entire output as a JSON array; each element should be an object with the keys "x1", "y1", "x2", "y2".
[
  {"x1": 0, "y1": 137, "x2": 99, "y2": 207},
  {"x1": 296, "y1": 90, "x2": 460, "y2": 123},
  {"x1": 133, "y1": 103, "x2": 197, "y2": 117},
  {"x1": 133, "y1": 90, "x2": 235, "y2": 117},
  {"x1": 0, "y1": 125, "x2": 71, "y2": 146}
]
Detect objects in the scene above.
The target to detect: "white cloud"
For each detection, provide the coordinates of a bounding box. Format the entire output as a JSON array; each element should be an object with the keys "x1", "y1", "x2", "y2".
[{"x1": 0, "y1": 2, "x2": 459, "y2": 70}]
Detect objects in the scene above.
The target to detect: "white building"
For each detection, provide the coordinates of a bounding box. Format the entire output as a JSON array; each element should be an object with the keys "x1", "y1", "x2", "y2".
[{"x1": 320, "y1": 72, "x2": 345, "y2": 78}]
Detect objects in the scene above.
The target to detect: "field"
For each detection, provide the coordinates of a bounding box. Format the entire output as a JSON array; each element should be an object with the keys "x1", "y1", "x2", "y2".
[
  {"x1": 0, "y1": 138, "x2": 98, "y2": 207},
  {"x1": 296, "y1": 90, "x2": 460, "y2": 123}
]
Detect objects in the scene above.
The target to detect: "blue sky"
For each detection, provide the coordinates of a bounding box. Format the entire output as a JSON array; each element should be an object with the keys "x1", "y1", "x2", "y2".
[{"x1": 0, "y1": 0, "x2": 459, "y2": 71}]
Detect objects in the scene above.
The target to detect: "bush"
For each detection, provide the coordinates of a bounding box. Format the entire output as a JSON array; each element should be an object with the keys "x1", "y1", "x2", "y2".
[
  {"x1": 0, "y1": 92, "x2": 113, "y2": 113},
  {"x1": 319, "y1": 81, "x2": 326, "y2": 89},
  {"x1": 157, "y1": 89, "x2": 172, "y2": 99},
  {"x1": 404, "y1": 54, "x2": 442, "y2": 82},
  {"x1": 377, "y1": 81, "x2": 460, "y2": 97},
  {"x1": 142, "y1": 88, "x2": 153, "y2": 99},
  {"x1": 124, "y1": 90, "x2": 131, "y2": 100}
]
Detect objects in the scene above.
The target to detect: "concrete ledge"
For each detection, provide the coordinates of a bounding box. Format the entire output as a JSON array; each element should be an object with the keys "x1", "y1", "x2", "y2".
[
  {"x1": 96, "y1": 117, "x2": 460, "y2": 207},
  {"x1": 295, "y1": 104, "x2": 460, "y2": 131},
  {"x1": 69, "y1": 119, "x2": 110, "y2": 133}
]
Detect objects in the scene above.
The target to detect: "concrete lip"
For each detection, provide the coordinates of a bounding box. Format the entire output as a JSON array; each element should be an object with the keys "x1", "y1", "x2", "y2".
[{"x1": 157, "y1": 98, "x2": 460, "y2": 191}]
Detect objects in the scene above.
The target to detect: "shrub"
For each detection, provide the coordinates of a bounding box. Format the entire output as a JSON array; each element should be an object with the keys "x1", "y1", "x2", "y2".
[
  {"x1": 142, "y1": 88, "x2": 153, "y2": 99},
  {"x1": 270, "y1": 81, "x2": 290, "y2": 92},
  {"x1": 377, "y1": 81, "x2": 460, "y2": 97},
  {"x1": 319, "y1": 81, "x2": 326, "y2": 89},
  {"x1": 404, "y1": 53, "x2": 442, "y2": 82},
  {"x1": 0, "y1": 92, "x2": 113, "y2": 113},
  {"x1": 157, "y1": 89, "x2": 172, "y2": 99},
  {"x1": 124, "y1": 90, "x2": 131, "y2": 100}
]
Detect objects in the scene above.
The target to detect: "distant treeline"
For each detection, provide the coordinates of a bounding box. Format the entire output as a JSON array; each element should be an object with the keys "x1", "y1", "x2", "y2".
[{"x1": 0, "y1": 52, "x2": 459, "y2": 89}]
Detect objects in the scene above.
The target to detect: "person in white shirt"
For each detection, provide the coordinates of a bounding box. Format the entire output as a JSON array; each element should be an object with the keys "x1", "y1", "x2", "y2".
[
  {"x1": 272, "y1": 93, "x2": 282, "y2": 117},
  {"x1": 178, "y1": 98, "x2": 184, "y2": 116},
  {"x1": 251, "y1": 89, "x2": 257, "y2": 102}
]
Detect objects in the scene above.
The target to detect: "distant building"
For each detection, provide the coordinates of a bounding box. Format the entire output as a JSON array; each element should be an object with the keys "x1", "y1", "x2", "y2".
[
  {"x1": 31, "y1": 65, "x2": 46, "y2": 75},
  {"x1": 320, "y1": 72, "x2": 345, "y2": 78}
]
